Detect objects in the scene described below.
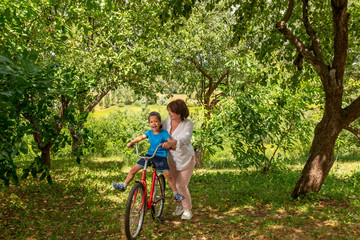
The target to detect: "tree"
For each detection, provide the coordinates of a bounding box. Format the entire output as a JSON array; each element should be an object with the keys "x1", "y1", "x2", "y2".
[
  {"x1": 275, "y1": 0, "x2": 360, "y2": 198},
  {"x1": 160, "y1": 0, "x2": 360, "y2": 197},
  {"x1": 163, "y1": 3, "x2": 244, "y2": 167},
  {"x1": 0, "y1": 0, "x2": 173, "y2": 185}
]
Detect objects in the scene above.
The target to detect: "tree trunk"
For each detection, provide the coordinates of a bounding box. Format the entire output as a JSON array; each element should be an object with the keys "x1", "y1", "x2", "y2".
[
  {"x1": 291, "y1": 112, "x2": 342, "y2": 198},
  {"x1": 194, "y1": 148, "x2": 202, "y2": 168},
  {"x1": 41, "y1": 146, "x2": 52, "y2": 168},
  {"x1": 70, "y1": 128, "x2": 81, "y2": 154}
]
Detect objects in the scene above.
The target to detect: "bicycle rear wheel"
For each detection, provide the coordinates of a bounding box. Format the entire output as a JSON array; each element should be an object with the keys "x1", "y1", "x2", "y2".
[
  {"x1": 151, "y1": 174, "x2": 165, "y2": 219},
  {"x1": 124, "y1": 183, "x2": 146, "y2": 240}
]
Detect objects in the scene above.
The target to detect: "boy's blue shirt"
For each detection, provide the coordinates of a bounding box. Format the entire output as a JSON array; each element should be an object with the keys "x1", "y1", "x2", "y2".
[{"x1": 144, "y1": 129, "x2": 171, "y2": 157}]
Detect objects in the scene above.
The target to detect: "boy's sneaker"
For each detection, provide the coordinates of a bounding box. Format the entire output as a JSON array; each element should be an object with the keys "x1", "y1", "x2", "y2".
[
  {"x1": 181, "y1": 210, "x2": 193, "y2": 220},
  {"x1": 174, "y1": 193, "x2": 185, "y2": 202},
  {"x1": 112, "y1": 182, "x2": 126, "y2": 192},
  {"x1": 172, "y1": 205, "x2": 184, "y2": 216}
]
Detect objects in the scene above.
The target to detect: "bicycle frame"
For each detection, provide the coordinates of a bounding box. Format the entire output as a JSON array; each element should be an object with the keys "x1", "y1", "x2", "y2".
[
  {"x1": 133, "y1": 144, "x2": 164, "y2": 211},
  {"x1": 124, "y1": 143, "x2": 166, "y2": 240}
]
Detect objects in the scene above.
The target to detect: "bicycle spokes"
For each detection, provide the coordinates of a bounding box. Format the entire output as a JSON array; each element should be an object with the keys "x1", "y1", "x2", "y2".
[{"x1": 125, "y1": 183, "x2": 146, "y2": 240}]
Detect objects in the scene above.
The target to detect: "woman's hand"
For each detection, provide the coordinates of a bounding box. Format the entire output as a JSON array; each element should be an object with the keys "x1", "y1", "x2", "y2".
[
  {"x1": 163, "y1": 139, "x2": 177, "y2": 150},
  {"x1": 162, "y1": 142, "x2": 171, "y2": 149}
]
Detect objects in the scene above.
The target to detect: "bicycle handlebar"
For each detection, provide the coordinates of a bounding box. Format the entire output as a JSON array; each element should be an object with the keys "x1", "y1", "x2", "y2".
[{"x1": 132, "y1": 143, "x2": 162, "y2": 160}]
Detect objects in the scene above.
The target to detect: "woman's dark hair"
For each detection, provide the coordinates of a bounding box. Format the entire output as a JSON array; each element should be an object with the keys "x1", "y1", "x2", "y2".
[{"x1": 167, "y1": 99, "x2": 189, "y2": 121}]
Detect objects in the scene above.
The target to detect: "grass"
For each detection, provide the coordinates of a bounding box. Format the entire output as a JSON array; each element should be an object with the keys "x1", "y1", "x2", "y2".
[{"x1": 1, "y1": 157, "x2": 359, "y2": 239}]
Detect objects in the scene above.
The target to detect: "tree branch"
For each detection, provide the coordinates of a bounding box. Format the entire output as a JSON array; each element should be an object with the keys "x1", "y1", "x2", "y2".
[
  {"x1": 187, "y1": 58, "x2": 213, "y2": 82},
  {"x1": 344, "y1": 124, "x2": 360, "y2": 141},
  {"x1": 25, "y1": 6, "x2": 51, "y2": 28},
  {"x1": 280, "y1": 0, "x2": 295, "y2": 23},
  {"x1": 331, "y1": 0, "x2": 349, "y2": 86},
  {"x1": 343, "y1": 95, "x2": 360, "y2": 124},
  {"x1": 85, "y1": 82, "x2": 115, "y2": 113},
  {"x1": 294, "y1": 52, "x2": 304, "y2": 70},
  {"x1": 276, "y1": 3, "x2": 323, "y2": 73},
  {"x1": 302, "y1": 0, "x2": 324, "y2": 60},
  {"x1": 214, "y1": 70, "x2": 229, "y2": 90}
]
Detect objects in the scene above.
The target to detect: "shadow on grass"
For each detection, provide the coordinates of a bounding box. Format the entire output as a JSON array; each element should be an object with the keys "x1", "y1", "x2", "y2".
[
  {"x1": 1, "y1": 159, "x2": 359, "y2": 240},
  {"x1": 335, "y1": 153, "x2": 360, "y2": 163}
]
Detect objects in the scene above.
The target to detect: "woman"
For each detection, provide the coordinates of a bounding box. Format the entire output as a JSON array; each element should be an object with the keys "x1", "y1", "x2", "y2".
[{"x1": 162, "y1": 99, "x2": 195, "y2": 220}]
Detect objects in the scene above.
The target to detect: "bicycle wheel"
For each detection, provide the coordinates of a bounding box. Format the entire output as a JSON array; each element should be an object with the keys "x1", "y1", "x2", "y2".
[
  {"x1": 124, "y1": 183, "x2": 146, "y2": 240},
  {"x1": 151, "y1": 174, "x2": 165, "y2": 218}
]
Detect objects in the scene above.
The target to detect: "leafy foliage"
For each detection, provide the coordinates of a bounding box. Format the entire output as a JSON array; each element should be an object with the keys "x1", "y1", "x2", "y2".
[{"x1": 0, "y1": 0, "x2": 175, "y2": 185}]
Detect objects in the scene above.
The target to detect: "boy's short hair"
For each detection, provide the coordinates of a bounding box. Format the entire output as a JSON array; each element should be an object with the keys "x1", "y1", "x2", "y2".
[
  {"x1": 167, "y1": 99, "x2": 189, "y2": 121},
  {"x1": 148, "y1": 111, "x2": 161, "y2": 122}
]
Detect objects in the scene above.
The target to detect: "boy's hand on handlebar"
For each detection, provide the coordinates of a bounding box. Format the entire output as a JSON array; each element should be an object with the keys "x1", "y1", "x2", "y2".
[{"x1": 126, "y1": 143, "x2": 134, "y2": 148}]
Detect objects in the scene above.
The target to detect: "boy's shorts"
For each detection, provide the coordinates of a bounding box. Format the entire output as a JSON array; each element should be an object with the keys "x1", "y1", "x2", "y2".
[{"x1": 136, "y1": 155, "x2": 170, "y2": 172}]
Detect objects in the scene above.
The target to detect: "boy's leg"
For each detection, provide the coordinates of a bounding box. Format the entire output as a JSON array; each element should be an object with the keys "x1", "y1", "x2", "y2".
[
  {"x1": 162, "y1": 170, "x2": 177, "y2": 191},
  {"x1": 113, "y1": 164, "x2": 142, "y2": 191},
  {"x1": 124, "y1": 164, "x2": 143, "y2": 184}
]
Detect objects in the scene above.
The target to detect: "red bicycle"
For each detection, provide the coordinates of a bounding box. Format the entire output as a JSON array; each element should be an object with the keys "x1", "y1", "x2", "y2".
[{"x1": 124, "y1": 143, "x2": 166, "y2": 240}]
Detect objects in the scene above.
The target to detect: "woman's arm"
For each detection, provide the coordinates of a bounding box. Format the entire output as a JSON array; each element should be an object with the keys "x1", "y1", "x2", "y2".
[{"x1": 127, "y1": 134, "x2": 147, "y2": 148}]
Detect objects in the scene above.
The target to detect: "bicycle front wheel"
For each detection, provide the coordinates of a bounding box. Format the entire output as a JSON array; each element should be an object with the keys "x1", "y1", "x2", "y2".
[
  {"x1": 125, "y1": 183, "x2": 146, "y2": 240},
  {"x1": 152, "y1": 174, "x2": 165, "y2": 218}
]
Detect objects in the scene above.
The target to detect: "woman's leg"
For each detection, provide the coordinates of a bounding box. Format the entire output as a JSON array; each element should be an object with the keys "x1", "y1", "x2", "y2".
[{"x1": 169, "y1": 157, "x2": 195, "y2": 211}]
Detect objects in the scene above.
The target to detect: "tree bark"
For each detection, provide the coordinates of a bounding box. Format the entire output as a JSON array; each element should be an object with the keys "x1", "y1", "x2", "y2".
[
  {"x1": 291, "y1": 112, "x2": 342, "y2": 198},
  {"x1": 41, "y1": 146, "x2": 52, "y2": 168},
  {"x1": 33, "y1": 131, "x2": 54, "y2": 168}
]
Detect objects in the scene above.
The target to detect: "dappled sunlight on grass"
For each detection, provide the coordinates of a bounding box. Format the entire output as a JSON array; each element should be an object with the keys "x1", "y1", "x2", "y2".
[{"x1": 1, "y1": 157, "x2": 359, "y2": 239}]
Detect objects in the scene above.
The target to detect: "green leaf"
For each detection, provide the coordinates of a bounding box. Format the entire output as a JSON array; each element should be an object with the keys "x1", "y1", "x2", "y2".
[
  {"x1": 86, "y1": 0, "x2": 93, "y2": 11},
  {"x1": 83, "y1": 26, "x2": 88, "y2": 35},
  {"x1": 40, "y1": 172, "x2": 46, "y2": 181},
  {"x1": 4, "y1": 8, "x2": 11, "y2": 19},
  {"x1": 10, "y1": 148, "x2": 18, "y2": 160},
  {"x1": 31, "y1": 168, "x2": 37, "y2": 178},
  {"x1": 79, "y1": 112, "x2": 88, "y2": 120},
  {"x1": 21, "y1": 169, "x2": 30, "y2": 180},
  {"x1": 20, "y1": 141, "x2": 28, "y2": 154},
  {"x1": 47, "y1": 174, "x2": 53, "y2": 184},
  {"x1": 76, "y1": 157, "x2": 81, "y2": 164},
  {"x1": 60, "y1": 35, "x2": 68, "y2": 41},
  {"x1": 11, "y1": 174, "x2": 19, "y2": 185}
]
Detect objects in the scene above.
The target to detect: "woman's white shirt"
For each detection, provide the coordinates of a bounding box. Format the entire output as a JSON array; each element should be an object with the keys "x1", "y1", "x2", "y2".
[{"x1": 162, "y1": 118, "x2": 195, "y2": 171}]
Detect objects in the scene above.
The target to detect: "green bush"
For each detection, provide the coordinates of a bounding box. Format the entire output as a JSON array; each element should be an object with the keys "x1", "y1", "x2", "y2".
[{"x1": 84, "y1": 108, "x2": 151, "y2": 162}]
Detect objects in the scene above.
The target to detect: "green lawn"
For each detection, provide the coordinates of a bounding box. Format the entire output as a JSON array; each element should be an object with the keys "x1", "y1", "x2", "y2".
[{"x1": 1, "y1": 157, "x2": 359, "y2": 239}]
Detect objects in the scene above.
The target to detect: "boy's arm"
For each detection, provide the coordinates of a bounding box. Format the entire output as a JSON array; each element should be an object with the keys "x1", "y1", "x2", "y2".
[{"x1": 127, "y1": 135, "x2": 147, "y2": 148}]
